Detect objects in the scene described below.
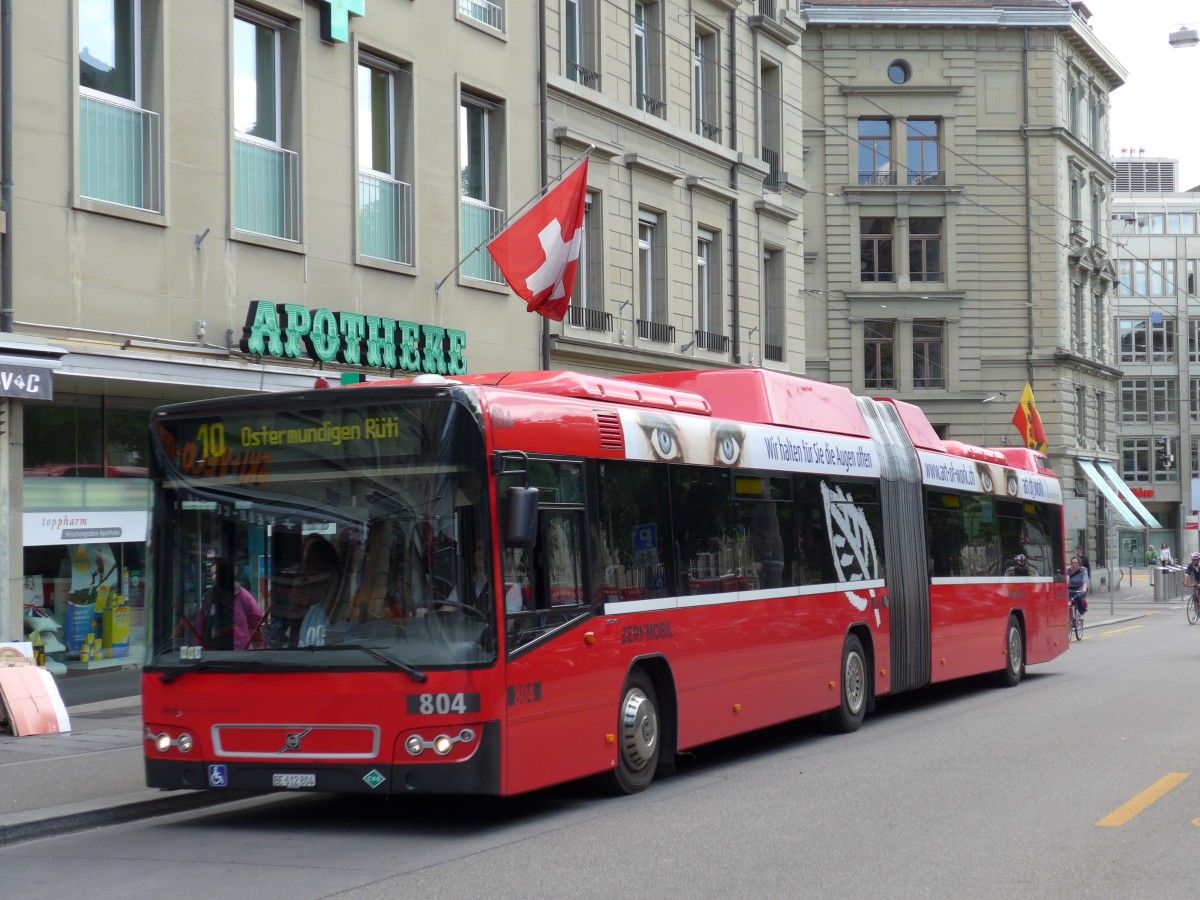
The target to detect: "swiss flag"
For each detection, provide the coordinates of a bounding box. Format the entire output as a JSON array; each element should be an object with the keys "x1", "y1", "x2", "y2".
[{"x1": 487, "y1": 160, "x2": 589, "y2": 322}]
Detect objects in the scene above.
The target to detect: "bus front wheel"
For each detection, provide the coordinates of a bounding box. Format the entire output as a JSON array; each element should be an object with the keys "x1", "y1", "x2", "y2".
[{"x1": 603, "y1": 670, "x2": 660, "y2": 795}]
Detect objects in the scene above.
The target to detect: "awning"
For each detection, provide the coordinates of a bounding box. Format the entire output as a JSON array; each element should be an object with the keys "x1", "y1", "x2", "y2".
[
  {"x1": 1095, "y1": 460, "x2": 1163, "y2": 529},
  {"x1": 1076, "y1": 460, "x2": 1141, "y2": 529}
]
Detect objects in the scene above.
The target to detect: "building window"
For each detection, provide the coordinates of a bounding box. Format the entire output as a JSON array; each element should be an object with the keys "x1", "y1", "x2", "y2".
[
  {"x1": 696, "y1": 229, "x2": 723, "y2": 347},
  {"x1": 460, "y1": 93, "x2": 506, "y2": 283},
  {"x1": 763, "y1": 247, "x2": 784, "y2": 362},
  {"x1": 357, "y1": 56, "x2": 414, "y2": 265},
  {"x1": 1097, "y1": 392, "x2": 1107, "y2": 451},
  {"x1": 906, "y1": 119, "x2": 940, "y2": 184},
  {"x1": 571, "y1": 192, "x2": 605, "y2": 318},
  {"x1": 1189, "y1": 319, "x2": 1200, "y2": 362},
  {"x1": 460, "y1": 0, "x2": 505, "y2": 32},
  {"x1": 760, "y1": 61, "x2": 783, "y2": 189},
  {"x1": 858, "y1": 120, "x2": 893, "y2": 185},
  {"x1": 1119, "y1": 319, "x2": 1147, "y2": 363},
  {"x1": 694, "y1": 26, "x2": 719, "y2": 141},
  {"x1": 1118, "y1": 259, "x2": 1132, "y2": 297},
  {"x1": 1091, "y1": 292, "x2": 1105, "y2": 362},
  {"x1": 1075, "y1": 386, "x2": 1086, "y2": 441},
  {"x1": 1121, "y1": 379, "x2": 1148, "y2": 423},
  {"x1": 1070, "y1": 176, "x2": 1081, "y2": 222},
  {"x1": 233, "y1": 10, "x2": 300, "y2": 241},
  {"x1": 1122, "y1": 438, "x2": 1149, "y2": 483},
  {"x1": 1150, "y1": 260, "x2": 1177, "y2": 296},
  {"x1": 1136, "y1": 214, "x2": 1165, "y2": 234},
  {"x1": 909, "y1": 218, "x2": 942, "y2": 282},
  {"x1": 860, "y1": 218, "x2": 894, "y2": 282},
  {"x1": 887, "y1": 60, "x2": 911, "y2": 85},
  {"x1": 1068, "y1": 80, "x2": 1079, "y2": 132},
  {"x1": 1188, "y1": 260, "x2": 1197, "y2": 295},
  {"x1": 864, "y1": 320, "x2": 895, "y2": 389},
  {"x1": 1168, "y1": 213, "x2": 1196, "y2": 234},
  {"x1": 635, "y1": 2, "x2": 665, "y2": 116},
  {"x1": 1152, "y1": 378, "x2": 1178, "y2": 424},
  {"x1": 565, "y1": 0, "x2": 600, "y2": 87},
  {"x1": 1193, "y1": 439, "x2": 1199, "y2": 478},
  {"x1": 1190, "y1": 378, "x2": 1200, "y2": 424},
  {"x1": 1150, "y1": 316, "x2": 1176, "y2": 362},
  {"x1": 1072, "y1": 282, "x2": 1085, "y2": 355},
  {"x1": 79, "y1": 0, "x2": 162, "y2": 213},
  {"x1": 638, "y1": 210, "x2": 665, "y2": 329},
  {"x1": 913, "y1": 321, "x2": 944, "y2": 389}
]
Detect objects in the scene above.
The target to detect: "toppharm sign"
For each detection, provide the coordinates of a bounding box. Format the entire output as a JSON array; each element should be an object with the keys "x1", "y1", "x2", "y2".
[{"x1": 0, "y1": 363, "x2": 53, "y2": 400}]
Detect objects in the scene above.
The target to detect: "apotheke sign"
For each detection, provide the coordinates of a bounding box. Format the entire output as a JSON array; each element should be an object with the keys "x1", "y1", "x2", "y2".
[
  {"x1": 241, "y1": 301, "x2": 468, "y2": 376},
  {"x1": 0, "y1": 363, "x2": 52, "y2": 400}
]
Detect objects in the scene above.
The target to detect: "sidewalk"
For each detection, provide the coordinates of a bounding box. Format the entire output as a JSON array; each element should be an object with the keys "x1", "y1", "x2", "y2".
[{"x1": 0, "y1": 565, "x2": 1176, "y2": 847}]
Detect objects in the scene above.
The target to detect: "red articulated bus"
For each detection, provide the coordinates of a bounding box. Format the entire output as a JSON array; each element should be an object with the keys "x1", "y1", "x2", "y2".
[{"x1": 142, "y1": 368, "x2": 1066, "y2": 797}]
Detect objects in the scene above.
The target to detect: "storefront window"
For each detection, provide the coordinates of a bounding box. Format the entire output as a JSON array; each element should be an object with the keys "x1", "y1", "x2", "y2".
[{"x1": 23, "y1": 393, "x2": 153, "y2": 672}]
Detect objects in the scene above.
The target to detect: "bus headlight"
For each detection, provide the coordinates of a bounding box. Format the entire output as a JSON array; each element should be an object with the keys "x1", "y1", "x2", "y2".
[
  {"x1": 155, "y1": 733, "x2": 172, "y2": 753},
  {"x1": 404, "y1": 728, "x2": 477, "y2": 757},
  {"x1": 176, "y1": 733, "x2": 194, "y2": 753}
]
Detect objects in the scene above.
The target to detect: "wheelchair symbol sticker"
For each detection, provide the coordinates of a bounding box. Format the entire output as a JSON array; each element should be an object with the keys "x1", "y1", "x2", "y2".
[{"x1": 207, "y1": 764, "x2": 229, "y2": 788}]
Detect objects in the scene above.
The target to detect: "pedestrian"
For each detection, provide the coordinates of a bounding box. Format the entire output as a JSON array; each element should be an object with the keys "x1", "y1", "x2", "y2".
[
  {"x1": 1160, "y1": 542, "x2": 1174, "y2": 566},
  {"x1": 1075, "y1": 544, "x2": 1091, "y2": 577},
  {"x1": 1146, "y1": 545, "x2": 1158, "y2": 567}
]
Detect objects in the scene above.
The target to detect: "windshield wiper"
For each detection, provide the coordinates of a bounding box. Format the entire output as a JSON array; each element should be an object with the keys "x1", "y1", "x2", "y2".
[
  {"x1": 303, "y1": 643, "x2": 427, "y2": 683},
  {"x1": 159, "y1": 659, "x2": 265, "y2": 685}
]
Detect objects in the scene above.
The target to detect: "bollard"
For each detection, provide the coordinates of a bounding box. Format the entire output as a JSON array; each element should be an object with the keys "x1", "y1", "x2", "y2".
[{"x1": 1154, "y1": 567, "x2": 1167, "y2": 601}]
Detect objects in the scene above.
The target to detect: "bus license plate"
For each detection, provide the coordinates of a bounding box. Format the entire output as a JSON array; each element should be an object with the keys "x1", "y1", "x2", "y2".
[{"x1": 272, "y1": 773, "x2": 316, "y2": 789}]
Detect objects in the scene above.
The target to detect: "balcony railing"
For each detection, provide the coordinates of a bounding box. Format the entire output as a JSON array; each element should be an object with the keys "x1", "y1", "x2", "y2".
[
  {"x1": 234, "y1": 137, "x2": 301, "y2": 242},
  {"x1": 79, "y1": 94, "x2": 162, "y2": 213},
  {"x1": 759, "y1": 0, "x2": 778, "y2": 16},
  {"x1": 696, "y1": 329, "x2": 729, "y2": 352},
  {"x1": 764, "y1": 342, "x2": 784, "y2": 362},
  {"x1": 570, "y1": 63, "x2": 601, "y2": 88},
  {"x1": 637, "y1": 319, "x2": 675, "y2": 343},
  {"x1": 640, "y1": 94, "x2": 667, "y2": 116},
  {"x1": 859, "y1": 170, "x2": 897, "y2": 186},
  {"x1": 567, "y1": 305, "x2": 613, "y2": 332},
  {"x1": 698, "y1": 119, "x2": 721, "y2": 141},
  {"x1": 460, "y1": 0, "x2": 504, "y2": 31},
  {"x1": 359, "y1": 171, "x2": 415, "y2": 265},
  {"x1": 907, "y1": 170, "x2": 945, "y2": 186},
  {"x1": 461, "y1": 198, "x2": 505, "y2": 284},
  {"x1": 763, "y1": 147, "x2": 783, "y2": 189}
]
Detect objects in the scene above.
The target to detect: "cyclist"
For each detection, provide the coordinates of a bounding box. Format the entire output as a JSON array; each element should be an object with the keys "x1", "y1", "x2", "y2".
[
  {"x1": 1067, "y1": 556, "x2": 1089, "y2": 619},
  {"x1": 1185, "y1": 552, "x2": 1200, "y2": 601}
]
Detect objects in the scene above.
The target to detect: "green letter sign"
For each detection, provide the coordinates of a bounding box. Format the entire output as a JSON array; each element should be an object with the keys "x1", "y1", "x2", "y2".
[{"x1": 241, "y1": 302, "x2": 468, "y2": 376}]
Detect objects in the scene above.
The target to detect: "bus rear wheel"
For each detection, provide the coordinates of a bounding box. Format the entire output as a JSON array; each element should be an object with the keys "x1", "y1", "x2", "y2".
[
  {"x1": 603, "y1": 670, "x2": 660, "y2": 795},
  {"x1": 832, "y1": 634, "x2": 867, "y2": 733},
  {"x1": 996, "y1": 614, "x2": 1025, "y2": 687}
]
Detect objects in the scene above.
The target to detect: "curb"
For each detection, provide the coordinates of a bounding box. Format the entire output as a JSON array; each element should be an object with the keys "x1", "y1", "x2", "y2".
[{"x1": 0, "y1": 789, "x2": 251, "y2": 848}]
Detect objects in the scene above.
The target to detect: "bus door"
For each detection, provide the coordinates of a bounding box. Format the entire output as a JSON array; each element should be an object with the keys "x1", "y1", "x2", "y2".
[{"x1": 500, "y1": 480, "x2": 613, "y2": 794}]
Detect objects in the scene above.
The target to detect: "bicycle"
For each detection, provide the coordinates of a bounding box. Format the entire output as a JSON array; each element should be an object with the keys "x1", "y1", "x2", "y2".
[
  {"x1": 1068, "y1": 590, "x2": 1085, "y2": 642},
  {"x1": 1187, "y1": 583, "x2": 1200, "y2": 625}
]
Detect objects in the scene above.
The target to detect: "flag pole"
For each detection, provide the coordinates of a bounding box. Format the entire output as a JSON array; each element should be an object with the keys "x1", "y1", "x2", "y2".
[{"x1": 433, "y1": 145, "x2": 594, "y2": 298}]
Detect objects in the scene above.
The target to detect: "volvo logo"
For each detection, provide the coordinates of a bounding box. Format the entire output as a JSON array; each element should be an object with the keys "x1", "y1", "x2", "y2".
[{"x1": 278, "y1": 728, "x2": 312, "y2": 753}]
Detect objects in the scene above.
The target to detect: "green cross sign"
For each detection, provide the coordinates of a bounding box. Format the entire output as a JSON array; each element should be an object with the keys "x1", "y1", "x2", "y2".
[{"x1": 319, "y1": 0, "x2": 365, "y2": 43}]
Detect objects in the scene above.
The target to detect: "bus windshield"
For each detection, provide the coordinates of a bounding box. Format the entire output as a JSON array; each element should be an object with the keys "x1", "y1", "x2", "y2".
[{"x1": 148, "y1": 392, "x2": 495, "y2": 670}]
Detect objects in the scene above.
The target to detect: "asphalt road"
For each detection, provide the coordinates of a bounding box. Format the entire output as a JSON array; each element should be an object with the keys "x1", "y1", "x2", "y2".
[{"x1": 4, "y1": 607, "x2": 1200, "y2": 899}]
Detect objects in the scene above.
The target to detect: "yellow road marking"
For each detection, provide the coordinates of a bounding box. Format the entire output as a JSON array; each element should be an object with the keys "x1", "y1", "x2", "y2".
[
  {"x1": 1097, "y1": 773, "x2": 1190, "y2": 827},
  {"x1": 1099, "y1": 626, "x2": 1143, "y2": 636}
]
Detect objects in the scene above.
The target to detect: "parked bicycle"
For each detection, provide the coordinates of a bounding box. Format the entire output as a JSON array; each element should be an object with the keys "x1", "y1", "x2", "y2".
[{"x1": 1068, "y1": 589, "x2": 1085, "y2": 642}]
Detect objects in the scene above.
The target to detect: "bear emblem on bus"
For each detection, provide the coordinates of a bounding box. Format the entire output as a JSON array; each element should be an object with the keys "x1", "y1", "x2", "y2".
[{"x1": 820, "y1": 482, "x2": 883, "y2": 625}]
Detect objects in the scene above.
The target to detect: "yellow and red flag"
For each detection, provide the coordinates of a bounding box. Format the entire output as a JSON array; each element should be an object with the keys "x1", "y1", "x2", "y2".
[{"x1": 1011, "y1": 382, "x2": 1048, "y2": 453}]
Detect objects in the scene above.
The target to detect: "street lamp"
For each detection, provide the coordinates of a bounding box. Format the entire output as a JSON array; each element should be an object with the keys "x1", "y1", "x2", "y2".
[{"x1": 1169, "y1": 25, "x2": 1199, "y2": 49}]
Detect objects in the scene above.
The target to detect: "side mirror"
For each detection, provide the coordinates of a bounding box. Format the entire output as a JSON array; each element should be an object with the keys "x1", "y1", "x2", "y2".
[{"x1": 504, "y1": 486, "x2": 539, "y2": 549}]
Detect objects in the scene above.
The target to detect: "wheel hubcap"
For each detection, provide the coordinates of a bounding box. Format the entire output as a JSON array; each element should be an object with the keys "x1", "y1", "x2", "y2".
[
  {"x1": 845, "y1": 652, "x2": 865, "y2": 713},
  {"x1": 619, "y1": 688, "x2": 657, "y2": 772},
  {"x1": 1008, "y1": 627, "x2": 1021, "y2": 670}
]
